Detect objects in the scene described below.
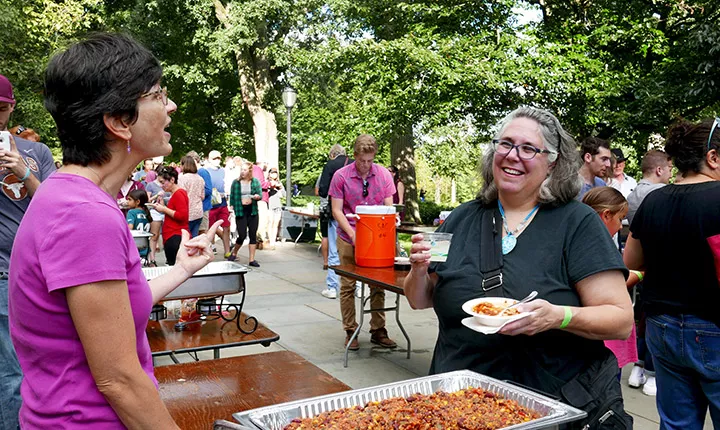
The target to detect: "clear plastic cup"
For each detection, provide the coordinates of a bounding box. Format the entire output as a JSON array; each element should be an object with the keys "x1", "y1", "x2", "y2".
[{"x1": 422, "y1": 232, "x2": 453, "y2": 262}]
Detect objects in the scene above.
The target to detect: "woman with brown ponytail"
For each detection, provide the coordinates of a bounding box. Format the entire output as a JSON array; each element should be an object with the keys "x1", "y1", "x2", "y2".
[{"x1": 624, "y1": 117, "x2": 720, "y2": 429}]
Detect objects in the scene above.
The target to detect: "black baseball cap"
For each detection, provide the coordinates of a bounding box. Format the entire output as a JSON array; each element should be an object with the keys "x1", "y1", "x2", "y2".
[{"x1": 611, "y1": 148, "x2": 626, "y2": 163}]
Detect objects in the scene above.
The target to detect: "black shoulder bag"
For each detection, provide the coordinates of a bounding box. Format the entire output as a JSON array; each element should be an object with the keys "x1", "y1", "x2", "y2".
[{"x1": 479, "y1": 206, "x2": 632, "y2": 430}]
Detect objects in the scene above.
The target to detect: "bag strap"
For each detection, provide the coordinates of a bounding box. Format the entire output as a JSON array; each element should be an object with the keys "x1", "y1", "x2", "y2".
[{"x1": 480, "y1": 207, "x2": 504, "y2": 291}]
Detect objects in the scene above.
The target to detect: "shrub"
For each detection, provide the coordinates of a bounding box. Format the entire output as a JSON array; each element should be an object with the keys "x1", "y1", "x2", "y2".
[{"x1": 418, "y1": 201, "x2": 456, "y2": 226}]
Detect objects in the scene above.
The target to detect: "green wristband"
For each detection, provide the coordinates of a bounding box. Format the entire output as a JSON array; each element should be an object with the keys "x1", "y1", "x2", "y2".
[
  {"x1": 20, "y1": 166, "x2": 31, "y2": 181},
  {"x1": 559, "y1": 306, "x2": 572, "y2": 329},
  {"x1": 631, "y1": 270, "x2": 644, "y2": 282}
]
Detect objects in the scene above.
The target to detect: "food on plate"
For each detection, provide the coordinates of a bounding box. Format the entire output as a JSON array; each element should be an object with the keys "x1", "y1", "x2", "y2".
[
  {"x1": 472, "y1": 301, "x2": 520, "y2": 316},
  {"x1": 283, "y1": 387, "x2": 541, "y2": 429}
]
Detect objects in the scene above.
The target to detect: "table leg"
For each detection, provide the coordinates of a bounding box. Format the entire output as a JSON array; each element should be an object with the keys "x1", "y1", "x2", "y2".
[
  {"x1": 294, "y1": 216, "x2": 306, "y2": 246},
  {"x1": 214, "y1": 348, "x2": 220, "y2": 360},
  {"x1": 169, "y1": 353, "x2": 180, "y2": 364},
  {"x1": 343, "y1": 282, "x2": 365, "y2": 368},
  {"x1": 395, "y1": 293, "x2": 411, "y2": 359}
]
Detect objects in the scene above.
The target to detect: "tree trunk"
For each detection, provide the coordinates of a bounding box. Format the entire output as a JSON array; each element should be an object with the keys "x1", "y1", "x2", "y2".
[
  {"x1": 451, "y1": 178, "x2": 457, "y2": 204},
  {"x1": 250, "y1": 109, "x2": 280, "y2": 167},
  {"x1": 215, "y1": 0, "x2": 280, "y2": 169},
  {"x1": 435, "y1": 177, "x2": 442, "y2": 204},
  {"x1": 390, "y1": 125, "x2": 419, "y2": 224}
]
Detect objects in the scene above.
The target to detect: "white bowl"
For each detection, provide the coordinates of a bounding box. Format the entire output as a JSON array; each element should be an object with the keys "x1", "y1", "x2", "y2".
[{"x1": 462, "y1": 297, "x2": 526, "y2": 327}]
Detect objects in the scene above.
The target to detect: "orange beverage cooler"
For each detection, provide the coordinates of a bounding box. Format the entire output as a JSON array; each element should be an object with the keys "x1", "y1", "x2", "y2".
[{"x1": 353, "y1": 205, "x2": 396, "y2": 268}]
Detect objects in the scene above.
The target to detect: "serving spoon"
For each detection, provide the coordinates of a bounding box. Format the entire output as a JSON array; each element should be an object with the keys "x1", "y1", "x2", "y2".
[{"x1": 499, "y1": 290, "x2": 538, "y2": 316}]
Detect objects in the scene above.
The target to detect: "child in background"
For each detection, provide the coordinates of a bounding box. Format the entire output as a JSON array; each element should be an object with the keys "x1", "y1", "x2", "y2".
[
  {"x1": 126, "y1": 189, "x2": 153, "y2": 261},
  {"x1": 582, "y1": 187, "x2": 642, "y2": 379}
]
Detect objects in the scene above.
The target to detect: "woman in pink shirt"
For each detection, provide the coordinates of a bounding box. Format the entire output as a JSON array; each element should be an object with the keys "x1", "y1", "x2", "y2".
[
  {"x1": 177, "y1": 155, "x2": 205, "y2": 237},
  {"x1": 9, "y1": 33, "x2": 220, "y2": 429}
]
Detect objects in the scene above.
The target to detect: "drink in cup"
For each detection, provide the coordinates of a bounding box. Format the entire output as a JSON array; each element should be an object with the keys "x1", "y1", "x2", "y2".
[{"x1": 422, "y1": 232, "x2": 453, "y2": 262}]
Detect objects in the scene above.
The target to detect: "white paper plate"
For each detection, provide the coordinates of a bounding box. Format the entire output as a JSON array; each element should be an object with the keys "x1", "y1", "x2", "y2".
[{"x1": 461, "y1": 313, "x2": 532, "y2": 335}]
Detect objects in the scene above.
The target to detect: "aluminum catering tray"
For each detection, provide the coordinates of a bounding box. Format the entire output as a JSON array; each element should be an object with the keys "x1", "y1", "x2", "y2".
[
  {"x1": 131, "y1": 230, "x2": 153, "y2": 249},
  {"x1": 233, "y1": 370, "x2": 586, "y2": 430},
  {"x1": 143, "y1": 261, "x2": 248, "y2": 300}
]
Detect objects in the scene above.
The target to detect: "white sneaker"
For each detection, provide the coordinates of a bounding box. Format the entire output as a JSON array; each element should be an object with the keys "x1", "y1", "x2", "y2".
[
  {"x1": 321, "y1": 288, "x2": 337, "y2": 299},
  {"x1": 642, "y1": 376, "x2": 657, "y2": 396},
  {"x1": 628, "y1": 365, "x2": 647, "y2": 388}
]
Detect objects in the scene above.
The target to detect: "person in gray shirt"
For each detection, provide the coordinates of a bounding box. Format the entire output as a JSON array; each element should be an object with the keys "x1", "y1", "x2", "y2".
[
  {"x1": 0, "y1": 73, "x2": 56, "y2": 430},
  {"x1": 626, "y1": 150, "x2": 673, "y2": 225}
]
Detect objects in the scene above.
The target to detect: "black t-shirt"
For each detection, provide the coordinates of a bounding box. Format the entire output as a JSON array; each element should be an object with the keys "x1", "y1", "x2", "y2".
[
  {"x1": 430, "y1": 199, "x2": 626, "y2": 394},
  {"x1": 630, "y1": 182, "x2": 720, "y2": 323},
  {"x1": 318, "y1": 155, "x2": 351, "y2": 198}
]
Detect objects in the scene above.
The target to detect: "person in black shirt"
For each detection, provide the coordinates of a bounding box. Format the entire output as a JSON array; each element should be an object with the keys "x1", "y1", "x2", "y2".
[
  {"x1": 317, "y1": 144, "x2": 351, "y2": 299},
  {"x1": 625, "y1": 117, "x2": 720, "y2": 430},
  {"x1": 404, "y1": 107, "x2": 634, "y2": 428}
]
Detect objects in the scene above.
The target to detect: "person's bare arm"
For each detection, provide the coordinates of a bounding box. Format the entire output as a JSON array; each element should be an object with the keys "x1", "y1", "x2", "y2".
[
  {"x1": 332, "y1": 198, "x2": 355, "y2": 245},
  {"x1": 397, "y1": 181, "x2": 405, "y2": 205},
  {"x1": 1, "y1": 135, "x2": 41, "y2": 196},
  {"x1": 67, "y1": 281, "x2": 179, "y2": 429},
  {"x1": 147, "y1": 222, "x2": 221, "y2": 303},
  {"x1": 623, "y1": 233, "x2": 645, "y2": 271},
  {"x1": 403, "y1": 233, "x2": 437, "y2": 309},
  {"x1": 501, "y1": 270, "x2": 633, "y2": 340}
]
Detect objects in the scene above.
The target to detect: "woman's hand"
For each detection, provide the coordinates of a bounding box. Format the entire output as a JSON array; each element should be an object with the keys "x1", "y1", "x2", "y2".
[
  {"x1": 175, "y1": 220, "x2": 222, "y2": 277},
  {"x1": 499, "y1": 299, "x2": 564, "y2": 336},
  {"x1": 408, "y1": 233, "x2": 431, "y2": 275},
  {"x1": 153, "y1": 202, "x2": 166, "y2": 214}
]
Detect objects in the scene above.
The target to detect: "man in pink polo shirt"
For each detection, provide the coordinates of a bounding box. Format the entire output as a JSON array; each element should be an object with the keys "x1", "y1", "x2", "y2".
[{"x1": 329, "y1": 134, "x2": 397, "y2": 350}]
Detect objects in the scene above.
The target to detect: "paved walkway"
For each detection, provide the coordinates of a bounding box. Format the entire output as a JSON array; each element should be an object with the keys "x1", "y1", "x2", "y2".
[{"x1": 154, "y1": 239, "x2": 712, "y2": 429}]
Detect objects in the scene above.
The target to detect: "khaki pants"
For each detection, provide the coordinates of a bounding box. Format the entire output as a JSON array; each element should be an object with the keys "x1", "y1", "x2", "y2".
[{"x1": 336, "y1": 237, "x2": 386, "y2": 332}]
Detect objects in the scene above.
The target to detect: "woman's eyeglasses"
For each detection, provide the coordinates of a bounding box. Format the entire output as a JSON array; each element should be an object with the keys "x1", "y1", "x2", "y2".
[
  {"x1": 492, "y1": 139, "x2": 556, "y2": 160},
  {"x1": 708, "y1": 117, "x2": 720, "y2": 152},
  {"x1": 140, "y1": 87, "x2": 168, "y2": 106},
  {"x1": 362, "y1": 180, "x2": 369, "y2": 197}
]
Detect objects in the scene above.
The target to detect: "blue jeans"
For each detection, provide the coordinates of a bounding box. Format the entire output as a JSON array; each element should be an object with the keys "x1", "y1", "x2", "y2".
[
  {"x1": 0, "y1": 279, "x2": 22, "y2": 430},
  {"x1": 326, "y1": 220, "x2": 339, "y2": 291},
  {"x1": 188, "y1": 218, "x2": 202, "y2": 237},
  {"x1": 646, "y1": 314, "x2": 720, "y2": 430}
]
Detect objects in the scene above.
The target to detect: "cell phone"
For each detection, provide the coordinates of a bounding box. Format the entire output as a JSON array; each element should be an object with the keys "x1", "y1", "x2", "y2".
[
  {"x1": 0, "y1": 131, "x2": 10, "y2": 152},
  {"x1": 145, "y1": 203, "x2": 155, "y2": 207}
]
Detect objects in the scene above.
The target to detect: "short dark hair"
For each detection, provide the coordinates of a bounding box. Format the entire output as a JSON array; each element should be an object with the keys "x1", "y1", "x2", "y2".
[
  {"x1": 665, "y1": 118, "x2": 720, "y2": 174},
  {"x1": 44, "y1": 33, "x2": 162, "y2": 166},
  {"x1": 640, "y1": 150, "x2": 671, "y2": 175},
  {"x1": 579, "y1": 137, "x2": 610, "y2": 158},
  {"x1": 157, "y1": 165, "x2": 178, "y2": 184},
  {"x1": 180, "y1": 155, "x2": 197, "y2": 174}
]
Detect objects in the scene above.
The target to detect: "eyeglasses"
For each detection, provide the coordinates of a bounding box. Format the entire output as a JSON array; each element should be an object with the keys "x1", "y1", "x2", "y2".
[
  {"x1": 708, "y1": 117, "x2": 720, "y2": 152},
  {"x1": 492, "y1": 139, "x2": 555, "y2": 160},
  {"x1": 140, "y1": 87, "x2": 168, "y2": 106},
  {"x1": 362, "y1": 180, "x2": 369, "y2": 197}
]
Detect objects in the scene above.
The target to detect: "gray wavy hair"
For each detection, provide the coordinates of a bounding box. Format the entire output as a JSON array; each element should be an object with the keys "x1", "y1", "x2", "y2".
[
  {"x1": 480, "y1": 106, "x2": 582, "y2": 205},
  {"x1": 328, "y1": 144, "x2": 346, "y2": 159}
]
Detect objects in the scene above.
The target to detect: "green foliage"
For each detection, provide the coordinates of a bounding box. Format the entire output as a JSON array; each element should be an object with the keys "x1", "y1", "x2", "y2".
[
  {"x1": 417, "y1": 200, "x2": 456, "y2": 226},
  {"x1": 3, "y1": 0, "x2": 719, "y2": 195}
]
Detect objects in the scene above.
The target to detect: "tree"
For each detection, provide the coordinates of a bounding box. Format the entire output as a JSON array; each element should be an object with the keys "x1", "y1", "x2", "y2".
[{"x1": 284, "y1": 0, "x2": 519, "y2": 221}]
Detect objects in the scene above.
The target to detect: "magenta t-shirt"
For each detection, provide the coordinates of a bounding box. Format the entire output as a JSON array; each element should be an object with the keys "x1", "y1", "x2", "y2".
[
  {"x1": 328, "y1": 162, "x2": 395, "y2": 244},
  {"x1": 9, "y1": 173, "x2": 156, "y2": 428}
]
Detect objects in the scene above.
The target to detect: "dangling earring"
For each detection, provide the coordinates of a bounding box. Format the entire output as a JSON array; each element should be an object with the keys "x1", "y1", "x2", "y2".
[{"x1": 126, "y1": 141, "x2": 131, "y2": 153}]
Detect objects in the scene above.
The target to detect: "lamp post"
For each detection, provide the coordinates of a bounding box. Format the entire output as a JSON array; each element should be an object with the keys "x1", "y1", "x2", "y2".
[{"x1": 281, "y1": 86, "x2": 297, "y2": 209}]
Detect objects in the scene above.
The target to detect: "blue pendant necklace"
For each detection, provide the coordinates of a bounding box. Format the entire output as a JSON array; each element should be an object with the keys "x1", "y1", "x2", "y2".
[{"x1": 497, "y1": 201, "x2": 540, "y2": 255}]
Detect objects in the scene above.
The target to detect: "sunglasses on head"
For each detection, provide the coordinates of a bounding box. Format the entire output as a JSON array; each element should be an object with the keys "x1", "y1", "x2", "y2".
[
  {"x1": 14, "y1": 126, "x2": 26, "y2": 135},
  {"x1": 362, "y1": 180, "x2": 369, "y2": 197},
  {"x1": 708, "y1": 117, "x2": 720, "y2": 152}
]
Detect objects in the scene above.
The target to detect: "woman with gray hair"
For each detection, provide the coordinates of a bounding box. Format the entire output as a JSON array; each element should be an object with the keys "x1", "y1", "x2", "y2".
[{"x1": 404, "y1": 106, "x2": 634, "y2": 428}]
